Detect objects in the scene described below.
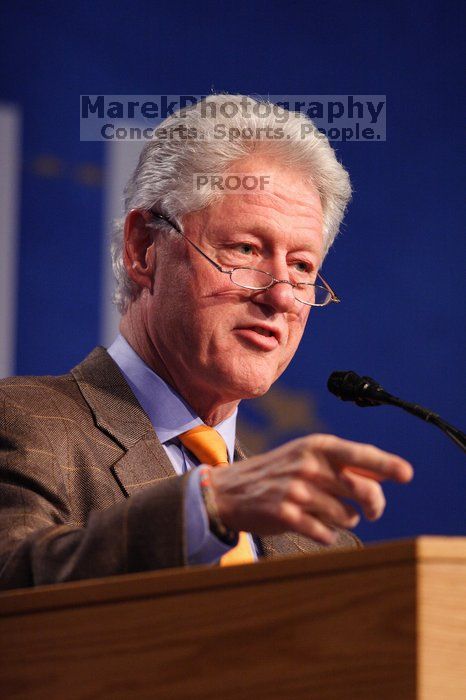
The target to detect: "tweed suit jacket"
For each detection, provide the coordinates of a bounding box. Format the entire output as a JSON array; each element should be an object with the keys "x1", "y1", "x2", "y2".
[{"x1": 0, "y1": 347, "x2": 361, "y2": 590}]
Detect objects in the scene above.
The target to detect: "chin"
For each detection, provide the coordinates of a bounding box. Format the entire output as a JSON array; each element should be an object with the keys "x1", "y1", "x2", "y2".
[
  {"x1": 202, "y1": 349, "x2": 282, "y2": 401},
  {"x1": 244, "y1": 384, "x2": 272, "y2": 399},
  {"x1": 219, "y1": 367, "x2": 276, "y2": 400}
]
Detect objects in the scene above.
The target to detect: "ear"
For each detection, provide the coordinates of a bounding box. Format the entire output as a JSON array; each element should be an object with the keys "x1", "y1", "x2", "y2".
[{"x1": 123, "y1": 210, "x2": 156, "y2": 292}]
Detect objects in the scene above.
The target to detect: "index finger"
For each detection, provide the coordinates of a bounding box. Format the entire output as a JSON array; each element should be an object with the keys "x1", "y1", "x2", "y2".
[{"x1": 309, "y1": 434, "x2": 414, "y2": 483}]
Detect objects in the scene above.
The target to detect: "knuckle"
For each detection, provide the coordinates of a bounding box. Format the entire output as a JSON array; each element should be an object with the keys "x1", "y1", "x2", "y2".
[
  {"x1": 309, "y1": 521, "x2": 336, "y2": 544},
  {"x1": 358, "y1": 480, "x2": 380, "y2": 505},
  {"x1": 378, "y1": 489, "x2": 387, "y2": 510},
  {"x1": 325, "y1": 504, "x2": 349, "y2": 528},
  {"x1": 277, "y1": 501, "x2": 297, "y2": 527},
  {"x1": 304, "y1": 486, "x2": 317, "y2": 510},
  {"x1": 289, "y1": 441, "x2": 308, "y2": 462},
  {"x1": 308, "y1": 433, "x2": 335, "y2": 449},
  {"x1": 362, "y1": 483, "x2": 385, "y2": 514},
  {"x1": 287, "y1": 480, "x2": 305, "y2": 502},
  {"x1": 331, "y1": 502, "x2": 348, "y2": 522},
  {"x1": 296, "y1": 459, "x2": 319, "y2": 479}
]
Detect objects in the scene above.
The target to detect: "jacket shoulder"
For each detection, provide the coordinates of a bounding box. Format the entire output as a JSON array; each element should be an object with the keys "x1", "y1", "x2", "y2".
[
  {"x1": 0, "y1": 346, "x2": 113, "y2": 415},
  {"x1": 0, "y1": 371, "x2": 87, "y2": 419}
]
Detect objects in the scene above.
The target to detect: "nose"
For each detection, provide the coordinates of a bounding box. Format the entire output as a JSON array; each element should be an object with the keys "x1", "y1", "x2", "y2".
[{"x1": 254, "y1": 276, "x2": 297, "y2": 313}]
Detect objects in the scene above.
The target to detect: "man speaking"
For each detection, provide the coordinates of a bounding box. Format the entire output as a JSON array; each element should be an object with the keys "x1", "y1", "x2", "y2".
[{"x1": 0, "y1": 95, "x2": 412, "y2": 588}]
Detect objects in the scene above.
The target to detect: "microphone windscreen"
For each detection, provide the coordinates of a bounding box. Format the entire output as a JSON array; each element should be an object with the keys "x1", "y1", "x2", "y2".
[{"x1": 327, "y1": 371, "x2": 361, "y2": 401}]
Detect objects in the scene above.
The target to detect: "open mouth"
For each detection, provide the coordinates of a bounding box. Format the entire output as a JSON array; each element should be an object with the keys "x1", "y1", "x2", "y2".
[
  {"x1": 250, "y1": 326, "x2": 274, "y2": 337},
  {"x1": 234, "y1": 325, "x2": 280, "y2": 350}
]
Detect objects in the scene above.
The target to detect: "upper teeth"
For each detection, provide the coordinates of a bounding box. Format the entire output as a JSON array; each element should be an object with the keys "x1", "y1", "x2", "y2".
[{"x1": 254, "y1": 327, "x2": 272, "y2": 337}]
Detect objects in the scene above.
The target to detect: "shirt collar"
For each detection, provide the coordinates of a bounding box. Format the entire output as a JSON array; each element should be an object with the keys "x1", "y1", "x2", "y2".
[{"x1": 107, "y1": 334, "x2": 238, "y2": 462}]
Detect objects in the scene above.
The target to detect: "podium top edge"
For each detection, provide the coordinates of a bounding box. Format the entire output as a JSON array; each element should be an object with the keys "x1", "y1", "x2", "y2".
[{"x1": 1, "y1": 536, "x2": 465, "y2": 617}]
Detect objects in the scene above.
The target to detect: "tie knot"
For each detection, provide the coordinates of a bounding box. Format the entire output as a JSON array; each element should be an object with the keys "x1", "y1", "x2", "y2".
[{"x1": 179, "y1": 425, "x2": 229, "y2": 467}]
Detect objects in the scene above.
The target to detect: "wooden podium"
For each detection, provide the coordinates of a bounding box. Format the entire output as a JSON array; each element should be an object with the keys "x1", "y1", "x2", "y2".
[{"x1": 1, "y1": 537, "x2": 465, "y2": 699}]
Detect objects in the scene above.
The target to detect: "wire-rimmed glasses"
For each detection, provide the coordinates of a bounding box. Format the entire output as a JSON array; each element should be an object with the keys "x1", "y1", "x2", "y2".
[{"x1": 148, "y1": 209, "x2": 340, "y2": 307}]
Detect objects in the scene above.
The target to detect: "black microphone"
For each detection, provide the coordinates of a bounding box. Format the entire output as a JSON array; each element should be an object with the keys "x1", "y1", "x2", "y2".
[
  {"x1": 327, "y1": 371, "x2": 391, "y2": 407},
  {"x1": 327, "y1": 370, "x2": 466, "y2": 453}
]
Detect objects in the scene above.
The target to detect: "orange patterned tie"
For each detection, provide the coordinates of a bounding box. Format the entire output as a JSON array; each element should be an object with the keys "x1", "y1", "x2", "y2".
[{"x1": 179, "y1": 425, "x2": 254, "y2": 566}]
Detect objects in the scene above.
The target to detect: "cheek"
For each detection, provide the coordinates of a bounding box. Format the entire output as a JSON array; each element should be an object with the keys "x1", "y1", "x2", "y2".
[
  {"x1": 166, "y1": 277, "x2": 232, "y2": 348},
  {"x1": 281, "y1": 312, "x2": 309, "y2": 359},
  {"x1": 289, "y1": 308, "x2": 310, "y2": 341}
]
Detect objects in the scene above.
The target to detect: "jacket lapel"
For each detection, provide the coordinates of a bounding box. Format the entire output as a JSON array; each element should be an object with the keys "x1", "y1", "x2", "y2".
[{"x1": 71, "y1": 346, "x2": 176, "y2": 496}]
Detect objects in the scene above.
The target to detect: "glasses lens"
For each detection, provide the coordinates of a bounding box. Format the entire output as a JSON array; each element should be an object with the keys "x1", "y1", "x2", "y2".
[
  {"x1": 230, "y1": 268, "x2": 333, "y2": 306},
  {"x1": 294, "y1": 284, "x2": 332, "y2": 306},
  {"x1": 230, "y1": 267, "x2": 273, "y2": 290}
]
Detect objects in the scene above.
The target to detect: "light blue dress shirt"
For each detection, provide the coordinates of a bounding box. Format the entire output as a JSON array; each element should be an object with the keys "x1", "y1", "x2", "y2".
[{"x1": 108, "y1": 334, "x2": 257, "y2": 564}]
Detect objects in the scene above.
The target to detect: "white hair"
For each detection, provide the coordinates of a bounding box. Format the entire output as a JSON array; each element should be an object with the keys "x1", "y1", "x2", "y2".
[{"x1": 111, "y1": 94, "x2": 351, "y2": 313}]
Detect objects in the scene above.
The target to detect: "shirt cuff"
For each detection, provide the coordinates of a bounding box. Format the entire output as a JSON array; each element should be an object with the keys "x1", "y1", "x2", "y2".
[{"x1": 185, "y1": 466, "x2": 235, "y2": 565}]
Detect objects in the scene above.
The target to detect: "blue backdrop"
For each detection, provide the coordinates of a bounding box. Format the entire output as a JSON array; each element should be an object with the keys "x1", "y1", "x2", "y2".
[{"x1": 0, "y1": 0, "x2": 464, "y2": 543}]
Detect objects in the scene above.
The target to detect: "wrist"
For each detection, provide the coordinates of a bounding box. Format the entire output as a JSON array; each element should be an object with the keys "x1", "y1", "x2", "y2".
[{"x1": 199, "y1": 466, "x2": 238, "y2": 546}]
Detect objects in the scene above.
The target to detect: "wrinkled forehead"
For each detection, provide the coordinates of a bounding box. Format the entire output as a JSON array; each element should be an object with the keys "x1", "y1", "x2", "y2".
[
  {"x1": 232, "y1": 184, "x2": 323, "y2": 226},
  {"x1": 222, "y1": 157, "x2": 320, "y2": 223},
  {"x1": 184, "y1": 172, "x2": 324, "y2": 252}
]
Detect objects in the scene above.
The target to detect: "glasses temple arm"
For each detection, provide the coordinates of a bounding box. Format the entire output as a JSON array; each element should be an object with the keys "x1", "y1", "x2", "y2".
[
  {"x1": 149, "y1": 210, "x2": 226, "y2": 273},
  {"x1": 317, "y1": 271, "x2": 340, "y2": 303}
]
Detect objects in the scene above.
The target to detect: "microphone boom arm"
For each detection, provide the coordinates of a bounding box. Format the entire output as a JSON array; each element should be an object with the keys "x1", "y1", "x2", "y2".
[{"x1": 327, "y1": 371, "x2": 466, "y2": 453}]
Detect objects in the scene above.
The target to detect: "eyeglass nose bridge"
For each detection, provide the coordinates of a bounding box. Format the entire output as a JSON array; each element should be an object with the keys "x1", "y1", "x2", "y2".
[
  {"x1": 270, "y1": 277, "x2": 296, "y2": 287},
  {"x1": 230, "y1": 267, "x2": 298, "y2": 292},
  {"x1": 253, "y1": 273, "x2": 304, "y2": 304},
  {"x1": 229, "y1": 267, "x2": 305, "y2": 296},
  {"x1": 252, "y1": 275, "x2": 314, "y2": 308},
  {"x1": 269, "y1": 277, "x2": 295, "y2": 288},
  {"x1": 258, "y1": 272, "x2": 300, "y2": 293}
]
